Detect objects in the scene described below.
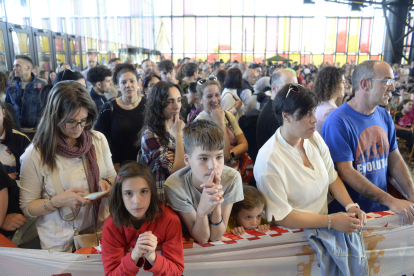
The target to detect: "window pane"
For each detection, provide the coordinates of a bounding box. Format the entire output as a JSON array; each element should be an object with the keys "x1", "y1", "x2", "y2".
[
  {"x1": 157, "y1": 17, "x2": 172, "y2": 54},
  {"x1": 289, "y1": 54, "x2": 300, "y2": 64},
  {"x1": 358, "y1": 54, "x2": 369, "y2": 64},
  {"x1": 154, "y1": 0, "x2": 171, "y2": 16},
  {"x1": 207, "y1": 53, "x2": 218, "y2": 63},
  {"x1": 184, "y1": 17, "x2": 195, "y2": 53},
  {"x1": 231, "y1": 0, "x2": 243, "y2": 15},
  {"x1": 243, "y1": 53, "x2": 254, "y2": 62},
  {"x1": 37, "y1": 36, "x2": 51, "y2": 71},
  {"x1": 173, "y1": 0, "x2": 183, "y2": 15},
  {"x1": 255, "y1": 18, "x2": 266, "y2": 53},
  {"x1": 301, "y1": 18, "x2": 312, "y2": 53},
  {"x1": 278, "y1": 17, "x2": 290, "y2": 53},
  {"x1": 311, "y1": 16, "x2": 325, "y2": 54},
  {"x1": 243, "y1": 0, "x2": 254, "y2": 16},
  {"x1": 231, "y1": 17, "x2": 243, "y2": 52},
  {"x1": 266, "y1": 17, "x2": 278, "y2": 52},
  {"x1": 254, "y1": 53, "x2": 265, "y2": 64},
  {"x1": 219, "y1": 53, "x2": 230, "y2": 62},
  {"x1": 312, "y1": 54, "x2": 323, "y2": 66},
  {"x1": 184, "y1": 0, "x2": 195, "y2": 15},
  {"x1": 290, "y1": 17, "x2": 301, "y2": 52},
  {"x1": 300, "y1": 54, "x2": 311, "y2": 65},
  {"x1": 231, "y1": 53, "x2": 242, "y2": 63},
  {"x1": 12, "y1": 32, "x2": 31, "y2": 57},
  {"x1": 195, "y1": 53, "x2": 207, "y2": 61},
  {"x1": 347, "y1": 55, "x2": 357, "y2": 64},
  {"x1": 334, "y1": 54, "x2": 346, "y2": 67},
  {"x1": 371, "y1": 17, "x2": 384, "y2": 55},
  {"x1": 220, "y1": 0, "x2": 231, "y2": 15},
  {"x1": 324, "y1": 18, "x2": 336, "y2": 53},
  {"x1": 173, "y1": 17, "x2": 183, "y2": 52},
  {"x1": 359, "y1": 19, "x2": 371, "y2": 53},
  {"x1": 196, "y1": 17, "x2": 207, "y2": 52},
  {"x1": 219, "y1": 17, "x2": 231, "y2": 51},
  {"x1": 208, "y1": 17, "x2": 218, "y2": 52},
  {"x1": 255, "y1": 0, "x2": 267, "y2": 16},
  {"x1": 243, "y1": 17, "x2": 254, "y2": 52},
  {"x1": 173, "y1": 53, "x2": 183, "y2": 64},
  {"x1": 336, "y1": 18, "x2": 348, "y2": 53},
  {"x1": 323, "y1": 54, "x2": 334, "y2": 65},
  {"x1": 347, "y1": 18, "x2": 360, "y2": 53}
]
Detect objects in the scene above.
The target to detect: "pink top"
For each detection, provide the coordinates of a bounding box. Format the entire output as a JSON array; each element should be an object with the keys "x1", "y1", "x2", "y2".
[{"x1": 315, "y1": 100, "x2": 337, "y2": 134}]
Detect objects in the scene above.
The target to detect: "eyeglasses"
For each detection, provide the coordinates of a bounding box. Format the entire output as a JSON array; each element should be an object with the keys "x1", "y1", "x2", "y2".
[
  {"x1": 63, "y1": 120, "x2": 92, "y2": 129},
  {"x1": 286, "y1": 84, "x2": 306, "y2": 98},
  {"x1": 197, "y1": 76, "x2": 217, "y2": 85},
  {"x1": 368, "y1": 78, "x2": 395, "y2": 86}
]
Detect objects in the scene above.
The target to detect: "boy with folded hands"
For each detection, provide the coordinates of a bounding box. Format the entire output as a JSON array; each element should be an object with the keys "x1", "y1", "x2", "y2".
[{"x1": 164, "y1": 120, "x2": 243, "y2": 243}]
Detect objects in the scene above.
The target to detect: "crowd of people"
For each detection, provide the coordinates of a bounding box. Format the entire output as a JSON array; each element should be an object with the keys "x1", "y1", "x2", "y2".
[{"x1": 1, "y1": 53, "x2": 414, "y2": 275}]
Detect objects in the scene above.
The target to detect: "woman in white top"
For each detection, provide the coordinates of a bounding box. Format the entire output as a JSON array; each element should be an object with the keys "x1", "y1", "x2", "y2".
[
  {"x1": 313, "y1": 66, "x2": 347, "y2": 134},
  {"x1": 20, "y1": 81, "x2": 116, "y2": 252},
  {"x1": 254, "y1": 84, "x2": 366, "y2": 234},
  {"x1": 221, "y1": 68, "x2": 244, "y2": 121},
  {"x1": 194, "y1": 78, "x2": 248, "y2": 169}
]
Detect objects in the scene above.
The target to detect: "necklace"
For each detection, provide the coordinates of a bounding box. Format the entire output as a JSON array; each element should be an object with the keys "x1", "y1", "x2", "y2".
[{"x1": 121, "y1": 96, "x2": 140, "y2": 106}]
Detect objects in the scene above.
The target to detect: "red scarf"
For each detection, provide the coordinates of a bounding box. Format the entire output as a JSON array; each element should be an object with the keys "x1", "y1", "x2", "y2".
[{"x1": 57, "y1": 131, "x2": 100, "y2": 220}]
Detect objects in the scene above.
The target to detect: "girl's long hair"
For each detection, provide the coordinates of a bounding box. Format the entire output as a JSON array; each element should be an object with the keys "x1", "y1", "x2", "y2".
[
  {"x1": 33, "y1": 81, "x2": 98, "y2": 171},
  {"x1": 136, "y1": 81, "x2": 184, "y2": 147}
]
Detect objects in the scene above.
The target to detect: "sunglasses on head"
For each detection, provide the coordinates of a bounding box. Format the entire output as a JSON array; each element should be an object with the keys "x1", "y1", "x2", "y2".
[
  {"x1": 197, "y1": 76, "x2": 217, "y2": 85},
  {"x1": 286, "y1": 84, "x2": 306, "y2": 98}
]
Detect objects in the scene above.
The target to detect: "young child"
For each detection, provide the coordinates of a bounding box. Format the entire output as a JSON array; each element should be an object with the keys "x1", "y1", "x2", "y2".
[
  {"x1": 227, "y1": 186, "x2": 270, "y2": 236},
  {"x1": 101, "y1": 162, "x2": 184, "y2": 276},
  {"x1": 164, "y1": 120, "x2": 243, "y2": 243}
]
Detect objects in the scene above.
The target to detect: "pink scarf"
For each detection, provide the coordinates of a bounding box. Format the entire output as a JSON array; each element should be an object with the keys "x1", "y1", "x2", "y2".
[{"x1": 57, "y1": 131, "x2": 100, "y2": 219}]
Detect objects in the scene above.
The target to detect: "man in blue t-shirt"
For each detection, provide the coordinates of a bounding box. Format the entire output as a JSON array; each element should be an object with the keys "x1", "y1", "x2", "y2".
[{"x1": 322, "y1": 60, "x2": 414, "y2": 224}]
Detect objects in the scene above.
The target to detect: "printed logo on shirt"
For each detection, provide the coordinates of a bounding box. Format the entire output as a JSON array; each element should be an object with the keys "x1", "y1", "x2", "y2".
[
  {"x1": 355, "y1": 126, "x2": 389, "y2": 175},
  {"x1": 9, "y1": 82, "x2": 16, "y2": 87}
]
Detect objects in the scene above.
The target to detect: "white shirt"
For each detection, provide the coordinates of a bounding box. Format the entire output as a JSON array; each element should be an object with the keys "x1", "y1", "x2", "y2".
[
  {"x1": 0, "y1": 131, "x2": 16, "y2": 171},
  {"x1": 254, "y1": 128, "x2": 338, "y2": 222},
  {"x1": 195, "y1": 110, "x2": 243, "y2": 137},
  {"x1": 221, "y1": 88, "x2": 245, "y2": 121},
  {"x1": 19, "y1": 131, "x2": 116, "y2": 252}
]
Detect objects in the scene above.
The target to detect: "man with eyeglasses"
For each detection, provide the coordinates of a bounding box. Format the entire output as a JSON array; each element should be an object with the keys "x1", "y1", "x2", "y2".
[
  {"x1": 6, "y1": 56, "x2": 47, "y2": 139},
  {"x1": 322, "y1": 60, "x2": 414, "y2": 224}
]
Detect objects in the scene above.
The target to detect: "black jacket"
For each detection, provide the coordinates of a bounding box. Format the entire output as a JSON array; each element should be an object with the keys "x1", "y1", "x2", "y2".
[{"x1": 1, "y1": 124, "x2": 31, "y2": 174}]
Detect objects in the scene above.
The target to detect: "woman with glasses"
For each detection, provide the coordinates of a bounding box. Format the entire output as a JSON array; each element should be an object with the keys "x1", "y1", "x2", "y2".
[
  {"x1": 142, "y1": 73, "x2": 160, "y2": 98},
  {"x1": 313, "y1": 66, "x2": 347, "y2": 134},
  {"x1": 254, "y1": 84, "x2": 366, "y2": 235},
  {"x1": 19, "y1": 81, "x2": 116, "y2": 252},
  {"x1": 194, "y1": 78, "x2": 248, "y2": 169},
  {"x1": 94, "y1": 63, "x2": 147, "y2": 172},
  {"x1": 138, "y1": 81, "x2": 185, "y2": 201}
]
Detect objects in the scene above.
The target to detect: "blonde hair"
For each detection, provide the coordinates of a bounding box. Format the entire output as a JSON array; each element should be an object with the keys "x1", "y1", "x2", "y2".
[{"x1": 196, "y1": 79, "x2": 221, "y2": 99}]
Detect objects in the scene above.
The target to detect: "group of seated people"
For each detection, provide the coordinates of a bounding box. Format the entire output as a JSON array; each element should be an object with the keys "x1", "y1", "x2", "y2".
[{"x1": 1, "y1": 56, "x2": 414, "y2": 276}]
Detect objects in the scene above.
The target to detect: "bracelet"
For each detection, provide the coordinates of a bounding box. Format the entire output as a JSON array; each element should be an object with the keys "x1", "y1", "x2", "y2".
[
  {"x1": 327, "y1": 215, "x2": 331, "y2": 230},
  {"x1": 209, "y1": 214, "x2": 223, "y2": 226},
  {"x1": 103, "y1": 178, "x2": 112, "y2": 186},
  {"x1": 44, "y1": 200, "x2": 52, "y2": 212},
  {"x1": 345, "y1": 203, "x2": 360, "y2": 212},
  {"x1": 49, "y1": 197, "x2": 58, "y2": 209}
]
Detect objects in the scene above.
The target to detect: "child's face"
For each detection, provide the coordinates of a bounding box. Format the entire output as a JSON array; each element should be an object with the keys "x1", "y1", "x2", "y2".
[
  {"x1": 184, "y1": 146, "x2": 224, "y2": 187},
  {"x1": 122, "y1": 176, "x2": 152, "y2": 222},
  {"x1": 235, "y1": 207, "x2": 264, "y2": 230}
]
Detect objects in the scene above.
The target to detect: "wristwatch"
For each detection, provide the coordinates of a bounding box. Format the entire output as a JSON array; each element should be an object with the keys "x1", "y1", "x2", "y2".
[{"x1": 230, "y1": 151, "x2": 235, "y2": 159}]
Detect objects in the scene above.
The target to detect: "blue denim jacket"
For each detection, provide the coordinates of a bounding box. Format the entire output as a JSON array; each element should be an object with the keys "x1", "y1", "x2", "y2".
[
  {"x1": 5, "y1": 73, "x2": 47, "y2": 128},
  {"x1": 305, "y1": 228, "x2": 368, "y2": 276}
]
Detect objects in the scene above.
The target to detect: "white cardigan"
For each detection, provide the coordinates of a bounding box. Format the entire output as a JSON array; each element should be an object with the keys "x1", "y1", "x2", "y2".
[{"x1": 19, "y1": 130, "x2": 116, "y2": 252}]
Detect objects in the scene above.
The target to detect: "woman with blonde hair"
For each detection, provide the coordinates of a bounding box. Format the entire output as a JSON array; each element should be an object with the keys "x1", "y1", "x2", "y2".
[{"x1": 20, "y1": 81, "x2": 116, "y2": 252}]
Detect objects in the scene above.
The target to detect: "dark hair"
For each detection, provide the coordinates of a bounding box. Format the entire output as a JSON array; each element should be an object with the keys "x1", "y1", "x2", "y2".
[
  {"x1": 216, "y1": 70, "x2": 227, "y2": 90},
  {"x1": 231, "y1": 186, "x2": 265, "y2": 217},
  {"x1": 224, "y1": 68, "x2": 243, "y2": 89},
  {"x1": 138, "y1": 81, "x2": 184, "y2": 147},
  {"x1": 141, "y1": 59, "x2": 151, "y2": 65},
  {"x1": 248, "y1": 64, "x2": 261, "y2": 70},
  {"x1": 39, "y1": 84, "x2": 53, "y2": 108},
  {"x1": 273, "y1": 84, "x2": 319, "y2": 126},
  {"x1": 52, "y1": 69, "x2": 85, "y2": 86},
  {"x1": 158, "y1": 60, "x2": 175, "y2": 73},
  {"x1": 402, "y1": 99, "x2": 413, "y2": 106},
  {"x1": 113, "y1": 63, "x2": 139, "y2": 85},
  {"x1": 313, "y1": 66, "x2": 344, "y2": 102},
  {"x1": 143, "y1": 74, "x2": 161, "y2": 90},
  {"x1": 184, "y1": 63, "x2": 198, "y2": 77},
  {"x1": 108, "y1": 162, "x2": 161, "y2": 228},
  {"x1": 183, "y1": 120, "x2": 225, "y2": 155},
  {"x1": 48, "y1": 70, "x2": 55, "y2": 84},
  {"x1": 15, "y1": 55, "x2": 34, "y2": 68},
  {"x1": 108, "y1": 58, "x2": 121, "y2": 65},
  {"x1": 0, "y1": 102, "x2": 15, "y2": 129},
  {"x1": 188, "y1": 82, "x2": 197, "y2": 94},
  {"x1": 87, "y1": 65, "x2": 112, "y2": 86}
]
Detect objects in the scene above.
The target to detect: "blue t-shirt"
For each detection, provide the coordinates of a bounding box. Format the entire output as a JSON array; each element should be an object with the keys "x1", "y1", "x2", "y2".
[{"x1": 321, "y1": 103, "x2": 397, "y2": 213}]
